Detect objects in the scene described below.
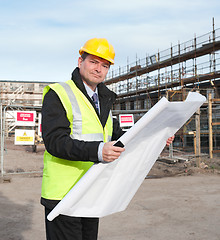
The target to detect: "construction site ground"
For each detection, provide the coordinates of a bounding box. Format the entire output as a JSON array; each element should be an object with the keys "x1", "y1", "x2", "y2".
[{"x1": 0, "y1": 139, "x2": 220, "y2": 240}]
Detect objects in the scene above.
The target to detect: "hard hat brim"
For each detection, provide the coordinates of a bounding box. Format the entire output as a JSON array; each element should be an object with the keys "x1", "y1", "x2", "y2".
[{"x1": 79, "y1": 48, "x2": 114, "y2": 65}]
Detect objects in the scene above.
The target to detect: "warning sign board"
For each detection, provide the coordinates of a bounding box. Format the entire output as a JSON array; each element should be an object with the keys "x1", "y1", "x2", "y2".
[
  {"x1": 119, "y1": 114, "x2": 134, "y2": 127},
  {"x1": 15, "y1": 129, "x2": 35, "y2": 145},
  {"x1": 15, "y1": 111, "x2": 36, "y2": 126}
]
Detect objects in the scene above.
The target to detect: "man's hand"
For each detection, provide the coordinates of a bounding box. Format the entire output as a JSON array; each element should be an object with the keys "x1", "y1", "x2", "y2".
[
  {"x1": 102, "y1": 141, "x2": 125, "y2": 163},
  {"x1": 166, "y1": 136, "x2": 175, "y2": 146}
]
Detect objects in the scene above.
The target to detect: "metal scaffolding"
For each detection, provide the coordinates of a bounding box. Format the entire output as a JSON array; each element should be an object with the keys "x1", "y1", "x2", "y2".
[{"x1": 106, "y1": 20, "x2": 220, "y2": 107}]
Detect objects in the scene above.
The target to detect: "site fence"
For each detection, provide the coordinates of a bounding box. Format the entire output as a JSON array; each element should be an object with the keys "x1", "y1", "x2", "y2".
[{"x1": 0, "y1": 104, "x2": 43, "y2": 177}]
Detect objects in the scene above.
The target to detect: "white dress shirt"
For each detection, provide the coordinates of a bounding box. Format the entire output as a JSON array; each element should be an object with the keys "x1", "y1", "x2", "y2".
[{"x1": 83, "y1": 82, "x2": 105, "y2": 162}]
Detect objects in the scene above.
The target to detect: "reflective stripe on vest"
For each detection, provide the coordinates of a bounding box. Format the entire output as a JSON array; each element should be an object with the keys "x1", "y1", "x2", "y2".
[
  {"x1": 41, "y1": 80, "x2": 113, "y2": 200},
  {"x1": 59, "y1": 81, "x2": 107, "y2": 141}
]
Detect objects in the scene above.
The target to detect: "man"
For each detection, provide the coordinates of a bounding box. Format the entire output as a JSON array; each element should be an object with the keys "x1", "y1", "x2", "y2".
[
  {"x1": 41, "y1": 38, "x2": 126, "y2": 240},
  {"x1": 41, "y1": 38, "x2": 174, "y2": 240}
]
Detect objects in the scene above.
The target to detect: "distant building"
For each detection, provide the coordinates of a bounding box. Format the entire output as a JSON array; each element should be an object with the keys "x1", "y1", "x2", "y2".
[{"x1": 0, "y1": 80, "x2": 53, "y2": 107}]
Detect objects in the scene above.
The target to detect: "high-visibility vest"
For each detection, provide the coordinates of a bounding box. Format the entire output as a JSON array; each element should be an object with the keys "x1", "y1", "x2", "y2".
[{"x1": 41, "y1": 80, "x2": 113, "y2": 200}]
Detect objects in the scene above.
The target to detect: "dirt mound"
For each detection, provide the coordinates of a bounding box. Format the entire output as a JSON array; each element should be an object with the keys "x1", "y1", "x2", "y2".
[{"x1": 149, "y1": 153, "x2": 220, "y2": 178}]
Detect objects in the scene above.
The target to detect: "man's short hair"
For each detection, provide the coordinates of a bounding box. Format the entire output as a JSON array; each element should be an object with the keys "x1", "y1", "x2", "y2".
[{"x1": 81, "y1": 52, "x2": 89, "y2": 61}]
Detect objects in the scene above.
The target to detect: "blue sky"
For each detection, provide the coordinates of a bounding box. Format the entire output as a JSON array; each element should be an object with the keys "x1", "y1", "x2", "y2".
[{"x1": 1, "y1": 0, "x2": 220, "y2": 82}]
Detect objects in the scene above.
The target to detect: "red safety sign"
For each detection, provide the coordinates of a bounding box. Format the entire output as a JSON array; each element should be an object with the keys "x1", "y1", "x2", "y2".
[
  {"x1": 119, "y1": 114, "x2": 134, "y2": 127},
  {"x1": 15, "y1": 111, "x2": 36, "y2": 126},
  {"x1": 17, "y1": 112, "x2": 34, "y2": 122}
]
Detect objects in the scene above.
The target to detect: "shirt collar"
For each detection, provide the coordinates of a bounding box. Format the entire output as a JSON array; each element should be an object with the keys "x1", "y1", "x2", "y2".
[{"x1": 83, "y1": 82, "x2": 98, "y2": 99}]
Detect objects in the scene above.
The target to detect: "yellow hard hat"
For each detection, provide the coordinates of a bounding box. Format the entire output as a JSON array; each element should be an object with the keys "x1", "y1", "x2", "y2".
[{"x1": 79, "y1": 38, "x2": 115, "y2": 65}]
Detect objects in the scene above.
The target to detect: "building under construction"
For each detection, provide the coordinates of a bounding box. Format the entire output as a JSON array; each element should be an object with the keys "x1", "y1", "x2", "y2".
[
  {"x1": 105, "y1": 21, "x2": 220, "y2": 157},
  {"x1": 1, "y1": 21, "x2": 220, "y2": 158}
]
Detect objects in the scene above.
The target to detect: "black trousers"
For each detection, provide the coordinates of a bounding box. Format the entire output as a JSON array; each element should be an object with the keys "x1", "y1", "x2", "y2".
[{"x1": 45, "y1": 208, "x2": 99, "y2": 240}]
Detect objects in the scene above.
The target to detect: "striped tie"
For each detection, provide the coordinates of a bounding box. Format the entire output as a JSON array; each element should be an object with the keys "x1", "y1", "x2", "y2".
[{"x1": 92, "y1": 93, "x2": 99, "y2": 112}]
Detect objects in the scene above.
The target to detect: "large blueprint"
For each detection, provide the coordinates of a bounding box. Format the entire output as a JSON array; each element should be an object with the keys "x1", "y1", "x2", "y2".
[{"x1": 47, "y1": 92, "x2": 206, "y2": 220}]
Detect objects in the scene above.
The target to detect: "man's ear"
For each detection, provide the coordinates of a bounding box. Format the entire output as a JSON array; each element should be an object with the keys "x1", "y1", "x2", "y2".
[{"x1": 78, "y1": 57, "x2": 83, "y2": 68}]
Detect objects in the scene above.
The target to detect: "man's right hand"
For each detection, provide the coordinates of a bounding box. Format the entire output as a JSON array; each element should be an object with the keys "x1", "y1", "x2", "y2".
[{"x1": 102, "y1": 141, "x2": 125, "y2": 163}]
